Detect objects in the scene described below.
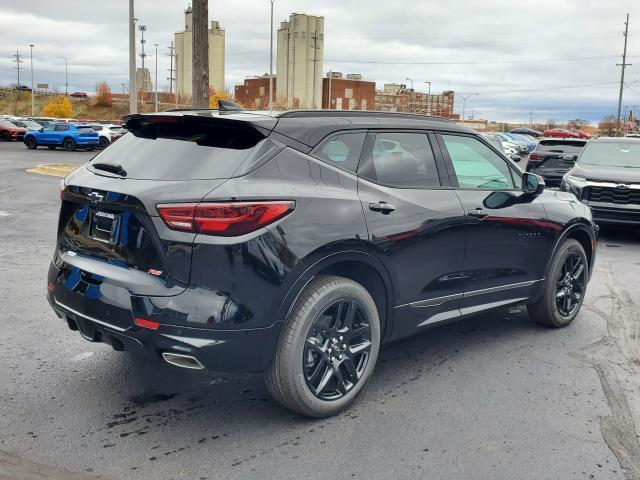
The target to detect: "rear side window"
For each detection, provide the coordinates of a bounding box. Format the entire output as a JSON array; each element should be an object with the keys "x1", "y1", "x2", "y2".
[
  {"x1": 87, "y1": 121, "x2": 270, "y2": 181},
  {"x1": 537, "y1": 140, "x2": 585, "y2": 153},
  {"x1": 76, "y1": 126, "x2": 94, "y2": 132},
  {"x1": 313, "y1": 132, "x2": 365, "y2": 172},
  {"x1": 360, "y1": 132, "x2": 440, "y2": 188},
  {"x1": 54, "y1": 125, "x2": 69, "y2": 131}
]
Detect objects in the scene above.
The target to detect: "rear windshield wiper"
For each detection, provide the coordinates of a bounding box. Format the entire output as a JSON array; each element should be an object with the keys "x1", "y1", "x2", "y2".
[{"x1": 91, "y1": 162, "x2": 127, "y2": 177}]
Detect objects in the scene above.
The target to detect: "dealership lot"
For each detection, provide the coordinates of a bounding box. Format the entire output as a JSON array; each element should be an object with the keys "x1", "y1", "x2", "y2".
[{"x1": 1, "y1": 141, "x2": 639, "y2": 479}]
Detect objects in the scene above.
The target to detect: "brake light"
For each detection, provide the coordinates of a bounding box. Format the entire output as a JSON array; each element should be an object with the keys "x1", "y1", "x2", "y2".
[
  {"x1": 134, "y1": 317, "x2": 160, "y2": 330},
  {"x1": 529, "y1": 152, "x2": 544, "y2": 161},
  {"x1": 157, "y1": 201, "x2": 295, "y2": 236}
]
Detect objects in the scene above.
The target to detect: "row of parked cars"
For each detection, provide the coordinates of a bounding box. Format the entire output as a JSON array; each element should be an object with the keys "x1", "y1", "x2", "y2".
[{"x1": 0, "y1": 115, "x2": 125, "y2": 151}]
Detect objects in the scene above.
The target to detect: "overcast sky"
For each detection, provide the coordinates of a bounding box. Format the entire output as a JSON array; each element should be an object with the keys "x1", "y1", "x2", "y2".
[{"x1": 2, "y1": 0, "x2": 640, "y2": 123}]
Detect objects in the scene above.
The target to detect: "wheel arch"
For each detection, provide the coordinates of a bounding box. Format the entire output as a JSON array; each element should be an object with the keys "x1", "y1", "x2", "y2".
[
  {"x1": 550, "y1": 221, "x2": 596, "y2": 276},
  {"x1": 275, "y1": 250, "x2": 395, "y2": 342}
]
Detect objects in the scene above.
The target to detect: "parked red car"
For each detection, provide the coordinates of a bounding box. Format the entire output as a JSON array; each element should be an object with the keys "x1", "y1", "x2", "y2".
[
  {"x1": 0, "y1": 120, "x2": 27, "y2": 141},
  {"x1": 70, "y1": 92, "x2": 88, "y2": 99},
  {"x1": 543, "y1": 128, "x2": 580, "y2": 139},
  {"x1": 573, "y1": 130, "x2": 592, "y2": 139}
]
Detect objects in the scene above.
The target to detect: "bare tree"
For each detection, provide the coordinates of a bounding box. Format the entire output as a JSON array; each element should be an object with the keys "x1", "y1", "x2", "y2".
[
  {"x1": 599, "y1": 115, "x2": 617, "y2": 136},
  {"x1": 567, "y1": 119, "x2": 589, "y2": 130},
  {"x1": 192, "y1": 0, "x2": 209, "y2": 108}
]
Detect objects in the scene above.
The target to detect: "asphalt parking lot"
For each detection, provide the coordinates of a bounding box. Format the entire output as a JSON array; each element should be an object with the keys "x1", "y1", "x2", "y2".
[{"x1": 1, "y1": 141, "x2": 639, "y2": 480}]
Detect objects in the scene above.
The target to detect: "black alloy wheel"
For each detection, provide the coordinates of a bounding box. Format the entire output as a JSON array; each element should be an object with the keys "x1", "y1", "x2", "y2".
[
  {"x1": 555, "y1": 252, "x2": 586, "y2": 317},
  {"x1": 99, "y1": 137, "x2": 110, "y2": 149},
  {"x1": 25, "y1": 137, "x2": 37, "y2": 149},
  {"x1": 303, "y1": 299, "x2": 372, "y2": 400},
  {"x1": 1, "y1": 131, "x2": 10, "y2": 141},
  {"x1": 528, "y1": 239, "x2": 588, "y2": 327},
  {"x1": 63, "y1": 138, "x2": 76, "y2": 151}
]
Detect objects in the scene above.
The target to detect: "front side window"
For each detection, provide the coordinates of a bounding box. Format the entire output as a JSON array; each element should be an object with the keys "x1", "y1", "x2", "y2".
[
  {"x1": 361, "y1": 132, "x2": 440, "y2": 188},
  {"x1": 442, "y1": 134, "x2": 516, "y2": 190},
  {"x1": 313, "y1": 132, "x2": 366, "y2": 172},
  {"x1": 42, "y1": 125, "x2": 55, "y2": 131}
]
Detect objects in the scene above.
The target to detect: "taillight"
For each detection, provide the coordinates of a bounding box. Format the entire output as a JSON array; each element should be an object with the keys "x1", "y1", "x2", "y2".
[
  {"x1": 134, "y1": 317, "x2": 160, "y2": 330},
  {"x1": 529, "y1": 152, "x2": 544, "y2": 161},
  {"x1": 157, "y1": 201, "x2": 295, "y2": 236}
]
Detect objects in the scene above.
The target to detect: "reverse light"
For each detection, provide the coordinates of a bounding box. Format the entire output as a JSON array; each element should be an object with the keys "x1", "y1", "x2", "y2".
[
  {"x1": 157, "y1": 201, "x2": 295, "y2": 237},
  {"x1": 134, "y1": 317, "x2": 160, "y2": 330}
]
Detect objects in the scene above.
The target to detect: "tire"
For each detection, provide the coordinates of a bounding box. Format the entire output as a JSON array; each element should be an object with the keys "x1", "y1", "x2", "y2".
[
  {"x1": 1, "y1": 131, "x2": 10, "y2": 141},
  {"x1": 99, "y1": 137, "x2": 110, "y2": 149},
  {"x1": 528, "y1": 239, "x2": 588, "y2": 328},
  {"x1": 266, "y1": 276, "x2": 381, "y2": 418},
  {"x1": 24, "y1": 137, "x2": 37, "y2": 149},
  {"x1": 47, "y1": 145, "x2": 56, "y2": 150},
  {"x1": 63, "y1": 138, "x2": 76, "y2": 151}
]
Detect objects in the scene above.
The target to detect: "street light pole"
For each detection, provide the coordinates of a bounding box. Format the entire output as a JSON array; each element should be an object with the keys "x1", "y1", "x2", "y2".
[
  {"x1": 424, "y1": 81, "x2": 431, "y2": 115},
  {"x1": 269, "y1": 0, "x2": 274, "y2": 111},
  {"x1": 129, "y1": 0, "x2": 137, "y2": 113},
  {"x1": 459, "y1": 93, "x2": 478, "y2": 125},
  {"x1": 405, "y1": 78, "x2": 413, "y2": 113},
  {"x1": 29, "y1": 44, "x2": 34, "y2": 116},
  {"x1": 59, "y1": 57, "x2": 68, "y2": 97},
  {"x1": 154, "y1": 43, "x2": 159, "y2": 112}
]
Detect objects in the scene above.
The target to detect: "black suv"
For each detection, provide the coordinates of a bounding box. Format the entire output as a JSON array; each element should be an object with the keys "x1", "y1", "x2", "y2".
[
  {"x1": 47, "y1": 109, "x2": 597, "y2": 417},
  {"x1": 526, "y1": 138, "x2": 587, "y2": 185}
]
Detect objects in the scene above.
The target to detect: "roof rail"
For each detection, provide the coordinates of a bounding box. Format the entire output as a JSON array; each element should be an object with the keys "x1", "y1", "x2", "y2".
[
  {"x1": 276, "y1": 110, "x2": 454, "y2": 123},
  {"x1": 167, "y1": 99, "x2": 243, "y2": 113}
]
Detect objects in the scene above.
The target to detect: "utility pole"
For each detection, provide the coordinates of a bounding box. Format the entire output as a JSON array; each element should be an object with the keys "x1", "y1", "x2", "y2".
[
  {"x1": 128, "y1": 0, "x2": 137, "y2": 113},
  {"x1": 616, "y1": 13, "x2": 631, "y2": 137},
  {"x1": 405, "y1": 78, "x2": 414, "y2": 113},
  {"x1": 311, "y1": 32, "x2": 321, "y2": 109},
  {"x1": 459, "y1": 93, "x2": 478, "y2": 125},
  {"x1": 327, "y1": 71, "x2": 332, "y2": 110},
  {"x1": 529, "y1": 109, "x2": 533, "y2": 127},
  {"x1": 12, "y1": 51, "x2": 23, "y2": 87},
  {"x1": 167, "y1": 41, "x2": 175, "y2": 101},
  {"x1": 121, "y1": 83, "x2": 127, "y2": 94},
  {"x1": 192, "y1": 0, "x2": 209, "y2": 108},
  {"x1": 154, "y1": 43, "x2": 159, "y2": 112},
  {"x1": 269, "y1": 0, "x2": 274, "y2": 111},
  {"x1": 59, "y1": 57, "x2": 68, "y2": 97},
  {"x1": 29, "y1": 44, "x2": 34, "y2": 116},
  {"x1": 623, "y1": 105, "x2": 628, "y2": 135}
]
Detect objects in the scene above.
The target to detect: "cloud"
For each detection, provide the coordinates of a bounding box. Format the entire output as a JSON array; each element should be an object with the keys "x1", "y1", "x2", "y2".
[{"x1": 1, "y1": 0, "x2": 639, "y2": 122}]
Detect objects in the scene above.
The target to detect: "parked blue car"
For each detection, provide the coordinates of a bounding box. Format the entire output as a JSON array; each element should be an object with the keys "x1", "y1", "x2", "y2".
[
  {"x1": 501, "y1": 133, "x2": 536, "y2": 153},
  {"x1": 24, "y1": 123, "x2": 99, "y2": 151}
]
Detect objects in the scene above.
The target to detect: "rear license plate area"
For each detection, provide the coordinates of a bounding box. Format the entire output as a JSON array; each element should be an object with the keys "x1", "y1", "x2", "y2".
[{"x1": 89, "y1": 210, "x2": 120, "y2": 244}]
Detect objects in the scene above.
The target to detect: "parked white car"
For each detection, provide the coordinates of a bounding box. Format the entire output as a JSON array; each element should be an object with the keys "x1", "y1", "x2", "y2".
[{"x1": 87, "y1": 124, "x2": 126, "y2": 149}]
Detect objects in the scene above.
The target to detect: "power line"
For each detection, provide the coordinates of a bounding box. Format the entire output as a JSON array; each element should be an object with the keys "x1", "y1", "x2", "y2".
[
  {"x1": 473, "y1": 81, "x2": 619, "y2": 95},
  {"x1": 325, "y1": 55, "x2": 623, "y2": 65}
]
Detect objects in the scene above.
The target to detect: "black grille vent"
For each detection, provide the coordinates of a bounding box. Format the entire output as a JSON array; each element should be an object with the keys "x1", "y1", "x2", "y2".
[{"x1": 587, "y1": 186, "x2": 640, "y2": 205}]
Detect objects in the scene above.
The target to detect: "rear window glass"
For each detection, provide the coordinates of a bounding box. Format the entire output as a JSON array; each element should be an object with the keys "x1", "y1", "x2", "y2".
[
  {"x1": 87, "y1": 122, "x2": 271, "y2": 181},
  {"x1": 537, "y1": 140, "x2": 585, "y2": 153}
]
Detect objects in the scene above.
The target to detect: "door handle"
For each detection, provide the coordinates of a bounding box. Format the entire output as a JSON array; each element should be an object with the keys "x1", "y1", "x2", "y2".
[
  {"x1": 467, "y1": 208, "x2": 489, "y2": 218},
  {"x1": 369, "y1": 202, "x2": 396, "y2": 214}
]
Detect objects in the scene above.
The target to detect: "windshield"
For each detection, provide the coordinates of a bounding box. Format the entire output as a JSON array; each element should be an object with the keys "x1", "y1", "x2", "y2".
[{"x1": 578, "y1": 142, "x2": 640, "y2": 168}]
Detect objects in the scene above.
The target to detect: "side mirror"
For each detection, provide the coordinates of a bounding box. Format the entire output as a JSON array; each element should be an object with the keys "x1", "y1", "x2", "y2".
[
  {"x1": 523, "y1": 172, "x2": 545, "y2": 195},
  {"x1": 510, "y1": 154, "x2": 522, "y2": 162}
]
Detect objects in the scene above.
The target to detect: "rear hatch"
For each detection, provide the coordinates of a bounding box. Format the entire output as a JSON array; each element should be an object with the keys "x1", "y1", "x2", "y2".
[{"x1": 53, "y1": 113, "x2": 280, "y2": 327}]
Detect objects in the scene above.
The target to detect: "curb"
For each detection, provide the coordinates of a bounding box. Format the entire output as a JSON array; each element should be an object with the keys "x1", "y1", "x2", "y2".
[{"x1": 26, "y1": 164, "x2": 79, "y2": 178}]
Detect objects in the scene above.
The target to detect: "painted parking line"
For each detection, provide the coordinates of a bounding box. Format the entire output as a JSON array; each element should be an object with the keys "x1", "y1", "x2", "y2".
[{"x1": 26, "y1": 164, "x2": 79, "y2": 177}]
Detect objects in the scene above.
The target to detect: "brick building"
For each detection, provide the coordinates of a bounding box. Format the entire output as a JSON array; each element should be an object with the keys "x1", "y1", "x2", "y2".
[
  {"x1": 322, "y1": 73, "x2": 375, "y2": 111},
  {"x1": 374, "y1": 83, "x2": 454, "y2": 117},
  {"x1": 234, "y1": 75, "x2": 276, "y2": 109}
]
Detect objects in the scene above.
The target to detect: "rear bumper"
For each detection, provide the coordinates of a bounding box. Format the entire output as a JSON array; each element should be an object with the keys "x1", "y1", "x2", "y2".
[{"x1": 47, "y1": 290, "x2": 281, "y2": 373}]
